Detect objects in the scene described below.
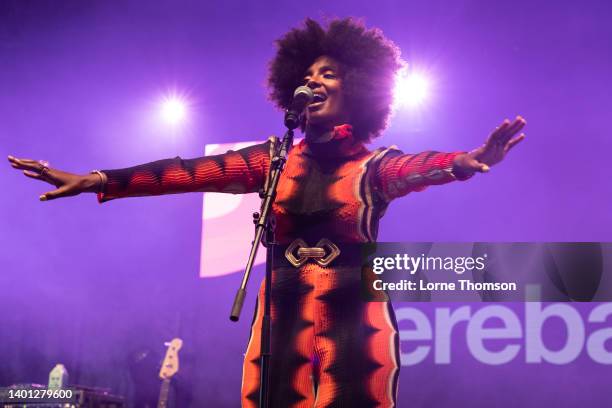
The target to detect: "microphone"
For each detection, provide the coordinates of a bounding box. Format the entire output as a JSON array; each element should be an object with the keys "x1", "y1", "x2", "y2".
[{"x1": 284, "y1": 86, "x2": 314, "y2": 129}]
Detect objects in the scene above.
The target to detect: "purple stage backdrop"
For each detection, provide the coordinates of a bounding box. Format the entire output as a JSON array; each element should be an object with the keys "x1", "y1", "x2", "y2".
[{"x1": 1, "y1": 1, "x2": 612, "y2": 407}]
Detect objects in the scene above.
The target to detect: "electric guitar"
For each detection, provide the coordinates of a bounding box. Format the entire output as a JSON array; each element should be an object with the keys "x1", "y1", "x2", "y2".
[{"x1": 157, "y1": 338, "x2": 183, "y2": 408}]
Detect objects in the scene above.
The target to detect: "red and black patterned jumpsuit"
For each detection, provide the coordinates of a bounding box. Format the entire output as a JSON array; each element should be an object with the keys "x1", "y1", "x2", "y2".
[{"x1": 98, "y1": 124, "x2": 469, "y2": 407}]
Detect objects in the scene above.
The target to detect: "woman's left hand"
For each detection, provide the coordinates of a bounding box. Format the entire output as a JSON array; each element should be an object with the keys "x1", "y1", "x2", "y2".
[{"x1": 453, "y1": 116, "x2": 526, "y2": 174}]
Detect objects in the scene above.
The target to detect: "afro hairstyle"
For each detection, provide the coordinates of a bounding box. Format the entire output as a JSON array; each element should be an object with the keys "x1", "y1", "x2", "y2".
[{"x1": 267, "y1": 17, "x2": 402, "y2": 142}]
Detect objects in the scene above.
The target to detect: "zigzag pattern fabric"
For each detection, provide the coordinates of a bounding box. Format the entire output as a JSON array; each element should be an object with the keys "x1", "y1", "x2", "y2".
[{"x1": 97, "y1": 125, "x2": 466, "y2": 407}]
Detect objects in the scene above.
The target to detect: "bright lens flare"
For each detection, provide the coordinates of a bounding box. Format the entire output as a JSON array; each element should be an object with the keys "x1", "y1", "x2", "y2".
[
  {"x1": 394, "y1": 69, "x2": 430, "y2": 109},
  {"x1": 160, "y1": 96, "x2": 187, "y2": 125}
]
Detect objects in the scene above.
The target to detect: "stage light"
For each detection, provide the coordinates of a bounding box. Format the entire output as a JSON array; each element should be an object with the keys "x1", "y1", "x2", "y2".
[
  {"x1": 160, "y1": 96, "x2": 187, "y2": 125},
  {"x1": 394, "y1": 68, "x2": 430, "y2": 109}
]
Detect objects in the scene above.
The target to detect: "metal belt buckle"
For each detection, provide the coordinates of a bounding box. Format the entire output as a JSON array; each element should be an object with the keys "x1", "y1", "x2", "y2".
[{"x1": 285, "y1": 238, "x2": 341, "y2": 267}]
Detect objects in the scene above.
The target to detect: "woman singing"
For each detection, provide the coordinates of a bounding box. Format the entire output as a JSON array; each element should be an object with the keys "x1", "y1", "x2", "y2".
[{"x1": 8, "y1": 17, "x2": 525, "y2": 408}]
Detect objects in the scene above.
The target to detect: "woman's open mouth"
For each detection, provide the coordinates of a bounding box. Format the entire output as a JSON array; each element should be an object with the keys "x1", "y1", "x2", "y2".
[{"x1": 308, "y1": 93, "x2": 327, "y2": 110}]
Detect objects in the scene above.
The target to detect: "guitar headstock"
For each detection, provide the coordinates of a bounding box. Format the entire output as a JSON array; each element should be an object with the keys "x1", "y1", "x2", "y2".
[{"x1": 159, "y1": 338, "x2": 183, "y2": 380}]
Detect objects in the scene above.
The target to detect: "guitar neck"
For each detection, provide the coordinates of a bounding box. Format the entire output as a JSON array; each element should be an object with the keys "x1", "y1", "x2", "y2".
[{"x1": 157, "y1": 378, "x2": 171, "y2": 408}]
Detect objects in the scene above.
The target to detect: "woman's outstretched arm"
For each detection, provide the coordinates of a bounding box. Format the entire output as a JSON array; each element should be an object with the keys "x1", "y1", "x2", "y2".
[
  {"x1": 374, "y1": 116, "x2": 526, "y2": 201},
  {"x1": 8, "y1": 139, "x2": 273, "y2": 203},
  {"x1": 98, "y1": 140, "x2": 272, "y2": 202},
  {"x1": 374, "y1": 149, "x2": 468, "y2": 201}
]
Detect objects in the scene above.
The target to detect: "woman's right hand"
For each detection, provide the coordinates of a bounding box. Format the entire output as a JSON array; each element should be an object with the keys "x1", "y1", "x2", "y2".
[{"x1": 8, "y1": 155, "x2": 102, "y2": 201}]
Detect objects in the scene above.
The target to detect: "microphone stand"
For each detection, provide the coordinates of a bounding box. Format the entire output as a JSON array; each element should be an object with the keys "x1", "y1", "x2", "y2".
[{"x1": 230, "y1": 110, "x2": 300, "y2": 408}]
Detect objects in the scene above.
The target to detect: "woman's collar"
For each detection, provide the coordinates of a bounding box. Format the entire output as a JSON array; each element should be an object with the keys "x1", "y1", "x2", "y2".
[
  {"x1": 300, "y1": 124, "x2": 367, "y2": 158},
  {"x1": 331, "y1": 124, "x2": 354, "y2": 140}
]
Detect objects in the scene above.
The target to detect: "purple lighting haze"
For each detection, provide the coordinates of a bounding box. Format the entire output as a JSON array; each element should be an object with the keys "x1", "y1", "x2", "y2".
[{"x1": 1, "y1": 0, "x2": 612, "y2": 407}]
